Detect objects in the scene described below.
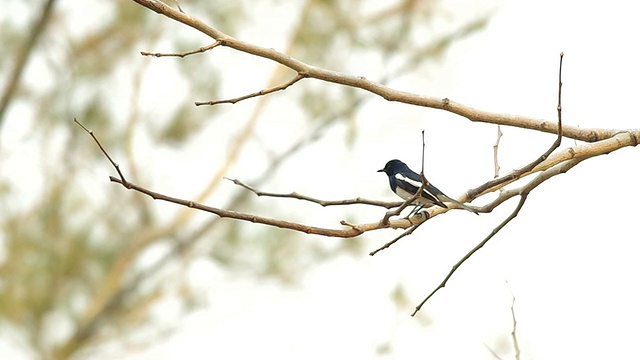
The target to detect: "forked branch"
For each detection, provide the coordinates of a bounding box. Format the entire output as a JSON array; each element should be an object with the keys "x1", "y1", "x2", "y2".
[
  {"x1": 131, "y1": 0, "x2": 623, "y2": 143},
  {"x1": 75, "y1": 119, "x2": 426, "y2": 238}
]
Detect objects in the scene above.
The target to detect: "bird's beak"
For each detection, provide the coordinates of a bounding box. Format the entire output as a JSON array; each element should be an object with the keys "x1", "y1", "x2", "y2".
[{"x1": 377, "y1": 168, "x2": 384, "y2": 173}]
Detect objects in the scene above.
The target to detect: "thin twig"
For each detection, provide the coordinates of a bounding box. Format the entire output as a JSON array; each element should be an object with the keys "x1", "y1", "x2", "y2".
[
  {"x1": 493, "y1": 125, "x2": 503, "y2": 178},
  {"x1": 173, "y1": 0, "x2": 183, "y2": 13},
  {"x1": 421, "y1": 130, "x2": 426, "y2": 174},
  {"x1": 507, "y1": 282, "x2": 522, "y2": 360},
  {"x1": 369, "y1": 219, "x2": 426, "y2": 256},
  {"x1": 74, "y1": 118, "x2": 128, "y2": 185},
  {"x1": 484, "y1": 343, "x2": 503, "y2": 360},
  {"x1": 557, "y1": 52, "x2": 564, "y2": 135},
  {"x1": 195, "y1": 73, "x2": 307, "y2": 106},
  {"x1": 140, "y1": 41, "x2": 221, "y2": 58},
  {"x1": 418, "y1": 130, "x2": 434, "y2": 188},
  {"x1": 225, "y1": 177, "x2": 403, "y2": 208}
]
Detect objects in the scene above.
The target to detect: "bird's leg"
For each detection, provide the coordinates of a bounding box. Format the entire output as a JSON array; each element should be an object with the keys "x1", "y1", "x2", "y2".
[{"x1": 405, "y1": 203, "x2": 424, "y2": 219}]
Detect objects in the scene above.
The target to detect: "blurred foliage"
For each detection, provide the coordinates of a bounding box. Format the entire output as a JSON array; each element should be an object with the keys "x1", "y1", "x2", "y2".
[{"x1": 0, "y1": 0, "x2": 489, "y2": 359}]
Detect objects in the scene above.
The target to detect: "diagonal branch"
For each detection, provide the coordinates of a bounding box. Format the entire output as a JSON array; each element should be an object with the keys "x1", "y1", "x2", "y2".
[
  {"x1": 369, "y1": 219, "x2": 426, "y2": 256},
  {"x1": 74, "y1": 118, "x2": 128, "y2": 184},
  {"x1": 195, "y1": 73, "x2": 307, "y2": 106},
  {"x1": 130, "y1": 0, "x2": 629, "y2": 143},
  {"x1": 412, "y1": 191, "x2": 529, "y2": 316},
  {"x1": 107, "y1": 175, "x2": 365, "y2": 237},
  {"x1": 411, "y1": 156, "x2": 587, "y2": 316},
  {"x1": 75, "y1": 119, "x2": 422, "y2": 238}
]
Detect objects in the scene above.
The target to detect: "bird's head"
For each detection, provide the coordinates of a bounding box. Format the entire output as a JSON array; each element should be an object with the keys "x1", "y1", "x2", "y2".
[{"x1": 377, "y1": 159, "x2": 408, "y2": 175}]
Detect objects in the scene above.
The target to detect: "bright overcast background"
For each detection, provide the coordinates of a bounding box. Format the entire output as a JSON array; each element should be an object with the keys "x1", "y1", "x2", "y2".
[{"x1": 1, "y1": 0, "x2": 639, "y2": 359}]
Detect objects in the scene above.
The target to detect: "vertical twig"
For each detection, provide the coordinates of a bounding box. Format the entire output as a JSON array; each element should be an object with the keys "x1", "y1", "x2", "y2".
[
  {"x1": 493, "y1": 125, "x2": 503, "y2": 178},
  {"x1": 507, "y1": 283, "x2": 522, "y2": 360}
]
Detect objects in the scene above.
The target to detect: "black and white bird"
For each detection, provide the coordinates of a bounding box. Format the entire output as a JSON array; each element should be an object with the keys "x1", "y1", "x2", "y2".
[{"x1": 378, "y1": 159, "x2": 478, "y2": 214}]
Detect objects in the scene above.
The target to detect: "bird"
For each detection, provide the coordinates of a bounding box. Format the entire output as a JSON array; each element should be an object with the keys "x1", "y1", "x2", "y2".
[{"x1": 378, "y1": 159, "x2": 478, "y2": 214}]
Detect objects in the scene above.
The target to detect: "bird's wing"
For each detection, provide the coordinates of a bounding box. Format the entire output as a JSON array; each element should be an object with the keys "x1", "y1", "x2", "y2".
[
  {"x1": 394, "y1": 173, "x2": 446, "y2": 207},
  {"x1": 400, "y1": 168, "x2": 423, "y2": 183},
  {"x1": 396, "y1": 169, "x2": 478, "y2": 214},
  {"x1": 400, "y1": 169, "x2": 445, "y2": 197}
]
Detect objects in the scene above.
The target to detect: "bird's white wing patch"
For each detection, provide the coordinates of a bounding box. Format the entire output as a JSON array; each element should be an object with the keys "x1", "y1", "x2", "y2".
[{"x1": 394, "y1": 173, "x2": 423, "y2": 188}]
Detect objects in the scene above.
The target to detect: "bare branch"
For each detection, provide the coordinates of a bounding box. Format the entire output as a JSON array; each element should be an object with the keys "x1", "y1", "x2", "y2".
[
  {"x1": 129, "y1": 4, "x2": 640, "y2": 213},
  {"x1": 74, "y1": 118, "x2": 128, "y2": 185},
  {"x1": 195, "y1": 73, "x2": 307, "y2": 106},
  {"x1": 76, "y1": 118, "x2": 425, "y2": 238},
  {"x1": 466, "y1": 52, "x2": 565, "y2": 201},
  {"x1": 412, "y1": 53, "x2": 565, "y2": 315},
  {"x1": 468, "y1": 114, "x2": 562, "y2": 200},
  {"x1": 412, "y1": 192, "x2": 529, "y2": 316},
  {"x1": 225, "y1": 177, "x2": 403, "y2": 209},
  {"x1": 465, "y1": 129, "x2": 638, "y2": 209},
  {"x1": 107, "y1": 175, "x2": 369, "y2": 237},
  {"x1": 130, "y1": 0, "x2": 627, "y2": 143},
  {"x1": 111, "y1": 172, "x2": 427, "y2": 236},
  {"x1": 412, "y1": 154, "x2": 588, "y2": 316},
  {"x1": 369, "y1": 218, "x2": 426, "y2": 256},
  {"x1": 140, "y1": 41, "x2": 221, "y2": 57}
]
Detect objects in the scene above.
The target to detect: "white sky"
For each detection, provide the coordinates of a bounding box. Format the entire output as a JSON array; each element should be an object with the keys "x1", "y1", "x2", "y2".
[{"x1": 2, "y1": 0, "x2": 640, "y2": 359}]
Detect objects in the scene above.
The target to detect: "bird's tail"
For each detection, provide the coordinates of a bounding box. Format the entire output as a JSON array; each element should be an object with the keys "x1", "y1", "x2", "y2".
[{"x1": 437, "y1": 195, "x2": 479, "y2": 215}]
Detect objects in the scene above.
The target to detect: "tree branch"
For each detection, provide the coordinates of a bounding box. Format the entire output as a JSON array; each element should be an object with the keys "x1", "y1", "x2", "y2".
[
  {"x1": 412, "y1": 141, "x2": 618, "y2": 316},
  {"x1": 411, "y1": 53, "x2": 564, "y2": 314},
  {"x1": 369, "y1": 219, "x2": 426, "y2": 256},
  {"x1": 75, "y1": 119, "x2": 426, "y2": 238},
  {"x1": 140, "y1": 40, "x2": 221, "y2": 57},
  {"x1": 130, "y1": 0, "x2": 627, "y2": 143},
  {"x1": 225, "y1": 177, "x2": 403, "y2": 208},
  {"x1": 195, "y1": 73, "x2": 306, "y2": 106}
]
